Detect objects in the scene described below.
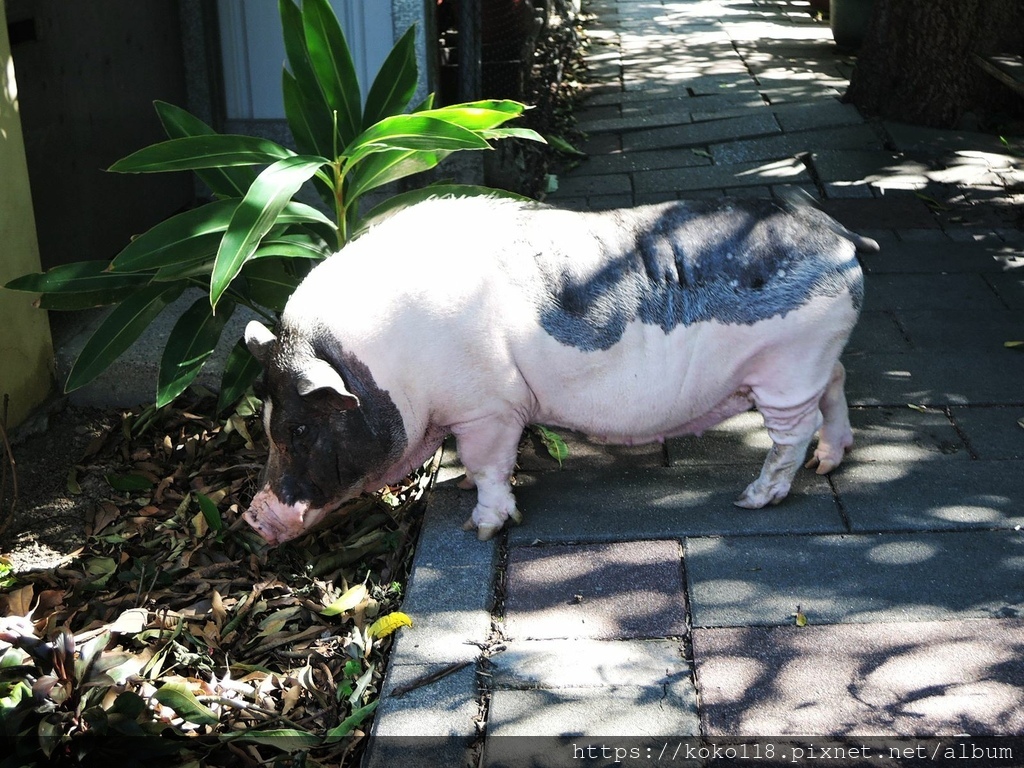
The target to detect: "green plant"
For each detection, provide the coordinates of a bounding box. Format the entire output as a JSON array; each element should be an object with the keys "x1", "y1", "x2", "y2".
[{"x1": 5, "y1": 0, "x2": 542, "y2": 412}]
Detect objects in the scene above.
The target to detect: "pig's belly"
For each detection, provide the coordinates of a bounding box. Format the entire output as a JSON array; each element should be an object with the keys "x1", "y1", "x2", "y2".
[{"x1": 518, "y1": 319, "x2": 759, "y2": 442}]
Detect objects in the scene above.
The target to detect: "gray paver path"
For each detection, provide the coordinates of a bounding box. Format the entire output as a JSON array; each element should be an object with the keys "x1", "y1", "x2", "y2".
[{"x1": 365, "y1": 0, "x2": 1024, "y2": 765}]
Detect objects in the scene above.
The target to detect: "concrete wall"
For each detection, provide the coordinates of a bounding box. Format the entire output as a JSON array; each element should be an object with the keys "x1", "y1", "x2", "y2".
[{"x1": 0, "y1": 0, "x2": 53, "y2": 427}]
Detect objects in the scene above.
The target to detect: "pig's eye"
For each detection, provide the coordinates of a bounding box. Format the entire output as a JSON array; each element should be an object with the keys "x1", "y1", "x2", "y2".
[{"x1": 291, "y1": 424, "x2": 308, "y2": 440}]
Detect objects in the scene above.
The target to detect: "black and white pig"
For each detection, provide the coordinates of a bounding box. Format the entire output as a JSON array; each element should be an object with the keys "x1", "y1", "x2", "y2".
[{"x1": 243, "y1": 195, "x2": 875, "y2": 543}]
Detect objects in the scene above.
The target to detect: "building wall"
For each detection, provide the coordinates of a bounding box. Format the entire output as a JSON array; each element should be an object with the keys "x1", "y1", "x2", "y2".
[
  {"x1": 7, "y1": 0, "x2": 193, "y2": 269},
  {"x1": 0, "y1": 0, "x2": 53, "y2": 427}
]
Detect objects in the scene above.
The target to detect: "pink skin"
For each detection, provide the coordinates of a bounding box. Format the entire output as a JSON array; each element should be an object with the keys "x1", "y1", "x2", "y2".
[{"x1": 243, "y1": 487, "x2": 339, "y2": 545}]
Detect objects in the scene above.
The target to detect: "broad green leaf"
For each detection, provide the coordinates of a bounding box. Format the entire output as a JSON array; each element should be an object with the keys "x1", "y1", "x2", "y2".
[
  {"x1": 217, "y1": 339, "x2": 263, "y2": 414},
  {"x1": 251, "y1": 231, "x2": 332, "y2": 262},
  {"x1": 153, "y1": 100, "x2": 257, "y2": 197},
  {"x1": 225, "y1": 728, "x2": 322, "y2": 749},
  {"x1": 345, "y1": 148, "x2": 451, "y2": 202},
  {"x1": 323, "y1": 699, "x2": 378, "y2": 744},
  {"x1": 280, "y1": 0, "x2": 335, "y2": 159},
  {"x1": 210, "y1": 156, "x2": 328, "y2": 309},
  {"x1": 322, "y1": 584, "x2": 368, "y2": 616},
  {"x1": 345, "y1": 115, "x2": 491, "y2": 167},
  {"x1": 110, "y1": 200, "x2": 244, "y2": 272},
  {"x1": 6, "y1": 261, "x2": 153, "y2": 309},
  {"x1": 302, "y1": 0, "x2": 362, "y2": 146},
  {"x1": 109, "y1": 135, "x2": 296, "y2": 173},
  {"x1": 418, "y1": 100, "x2": 528, "y2": 131},
  {"x1": 362, "y1": 25, "x2": 418, "y2": 128},
  {"x1": 533, "y1": 425, "x2": 569, "y2": 466},
  {"x1": 481, "y1": 127, "x2": 547, "y2": 144},
  {"x1": 65, "y1": 282, "x2": 186, "y2": 393},
  {"x1": 241, "y1": 257, "x2": 316, "y2": 312},
  {"x1": 355, "y1": 183, "x2": 533, "y2": 236},
  {"x1": 106, "y1": 473, "x2": 155, "y2": 492},
  {"x1": 157, "y1": 296, "x2": 236, "y2": 406},
  {"x1": 152, "y1": 682, "x2": 219, "y2": 725},
  {"x1": 196, "y1": 493, "x2": 224, "y2": 532}
]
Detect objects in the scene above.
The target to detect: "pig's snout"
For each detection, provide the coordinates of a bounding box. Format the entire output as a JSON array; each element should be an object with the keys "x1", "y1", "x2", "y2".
[{"x1": 243, "y1": 487, "x2": 328, "y2": 545}]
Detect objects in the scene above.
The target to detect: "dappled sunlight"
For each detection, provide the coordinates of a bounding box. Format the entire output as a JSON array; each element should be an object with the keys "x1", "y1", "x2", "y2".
[{"x1": 866, "y1": 540, "x2": 938, "y2": 566}]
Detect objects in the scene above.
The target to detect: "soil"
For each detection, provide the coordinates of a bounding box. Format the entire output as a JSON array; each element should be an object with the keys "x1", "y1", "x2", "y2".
[{"x1": 2, "y1": 399, "x2": 116, "y2": 572}]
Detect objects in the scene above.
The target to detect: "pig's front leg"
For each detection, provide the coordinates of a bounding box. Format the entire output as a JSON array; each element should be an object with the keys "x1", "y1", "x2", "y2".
[
  {"x1": 735, "y1": 397, "x2": 822, "y2": 509},
  {"x1": 454, "y1": 416, "x2": 525, "y2": 541}
]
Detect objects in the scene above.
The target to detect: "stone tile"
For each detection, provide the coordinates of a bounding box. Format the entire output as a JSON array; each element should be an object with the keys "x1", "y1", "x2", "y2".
[
  {"x1": 709, "y1": 124, "x2": 882, "y2": 164},
  {"x1": 504, "y1": 540, "x2": 687, "y2": 640},
  {"x1": 666, "y1": 411, "x2": 771, "y2": 467},
  {"x1": 636, "y1": 157, "x2": 809, "y2": 193},
  {"x1": 517, "y1": 429, "x2": 664, "y2": 472},
  {"x1": 552, "y1": 172, "x2": 632, "y2": 198},
  {"x1": 862, "y1": 274, "x2": 1005, "y2": 312},
  {"x1": 509, "y1": 466, "x2": 842, "y2": 543},
  {"x1": 987, "y1": 272, "x2": 1024, "y2": 309},
  {"x1": 366, "y1": 663, "x2": 479, "y2": 767},
  {"x1": 820, "y1": 196, "x2": 940, "y2": 230},
  {"x1": 693, "y1": 619, "x2": 1024, "y2": 736},
  {"x1": 857, "y1": 239, "x2": 1024, "y2": 274},
  {"x1": 756, "y1": 83, "x2": 844, "y2": 104},
  {"x1": 489, "y1": 638, "x2": 686, "y2": 689},
  {"x1": 622, "y1": 112, "x2": 780, "y2": 153},
  {"x1": 950, "y1": 406, "x2": 1024, "y2": 460},
  {"x1": 812, "y1": 150, "x2": 918, "y2": 187},
  {"x1": 580, "y1": 108, "x2": 694, "y2": 135},
  {"x1": 570, "y1": 147, "x2": 712, "y2": 177},
  {"x1": 846, "y1": 406, "x2": 966, "y2": 463},
  {"x1": 844, "y1": 311, "x2": 912, "y2": 355},
  {"x1": 834, "y1": 460, "x2": 1024, "y2": 532},
  {"x1": 884, "y1": 121, "x2": 1018, "y2": 155},
  {"x1": 485, "y1": 682, "x2": 700, "y2": 739},
  {"x1": 770, "y1": 100, "x2": 863, "y2": 132},
  {"x1": 845, "y1": 351, "x2": 1024, "y2": 406},
  {"x1": 896, "y1": 309, "x2": 1023, "y2": 351},
  {"x1": 686, "y1": 530, "x2": 1024, "y2": 627}
]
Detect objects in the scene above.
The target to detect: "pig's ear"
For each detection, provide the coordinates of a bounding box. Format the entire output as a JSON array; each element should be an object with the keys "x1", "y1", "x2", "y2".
[
  {"x1": 296, "y1": 358, "x2": 360, "y2": 410},
  {"x1": 245, "y1": 321, "x2": 276, "y2": 367}
]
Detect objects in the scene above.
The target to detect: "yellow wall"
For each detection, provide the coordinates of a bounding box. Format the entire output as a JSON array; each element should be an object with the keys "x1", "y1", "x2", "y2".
[{"x1": 0, "y1": 0, "x2": 54, "y2": 427}]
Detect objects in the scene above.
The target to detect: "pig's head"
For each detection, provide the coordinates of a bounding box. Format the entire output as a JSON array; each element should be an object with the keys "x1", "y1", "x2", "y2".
[{"x1": 242, "y1": 321, "x2": 404, "y2": 544}]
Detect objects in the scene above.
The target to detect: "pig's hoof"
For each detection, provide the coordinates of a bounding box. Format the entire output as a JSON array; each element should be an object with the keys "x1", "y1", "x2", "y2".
[
  {"x1": 509, "y1": 507, "x2": 523, "y2": 524},
  {"x1": 477, "y1": 524, "x2": 500, "y2": 541},
  {"x1": 457, "y1": 473, "x2": 476, "y2": 490},
  {"x1": 734, "y1": 481, "x2": 789, "y2": 509}
]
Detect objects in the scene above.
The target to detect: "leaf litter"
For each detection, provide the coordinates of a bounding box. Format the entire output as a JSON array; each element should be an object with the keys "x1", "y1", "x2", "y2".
[{"x1": 0, "y1": 391, "x2": 430, "y2": 767}]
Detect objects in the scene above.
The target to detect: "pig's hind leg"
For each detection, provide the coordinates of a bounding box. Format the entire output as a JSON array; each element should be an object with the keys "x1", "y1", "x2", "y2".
[
  {"x1": 734, "y1": 392, "x2": 824, "y2": 509},
  {"x1": 454, "y1": 416, "x2": 525, "y2": 541},
  {"x1": 804, "y1": 362, "x2": 853, "y2": 474}
]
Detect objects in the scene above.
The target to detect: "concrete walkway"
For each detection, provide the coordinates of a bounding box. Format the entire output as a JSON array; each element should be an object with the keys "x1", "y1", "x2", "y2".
[{"x1": 366, "y1": 1, "x2": 1024, "y2": 765}]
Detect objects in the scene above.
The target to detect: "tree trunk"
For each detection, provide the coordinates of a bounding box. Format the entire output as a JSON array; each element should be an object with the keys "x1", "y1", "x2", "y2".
[{"x1": 845, "y1": 0, "x2": 1024, "y2": 128}]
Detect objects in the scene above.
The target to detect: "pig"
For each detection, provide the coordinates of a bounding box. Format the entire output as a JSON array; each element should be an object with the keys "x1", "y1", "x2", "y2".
[{"x1": 243, "y1": 195, "x2": 875, "y2": 544}]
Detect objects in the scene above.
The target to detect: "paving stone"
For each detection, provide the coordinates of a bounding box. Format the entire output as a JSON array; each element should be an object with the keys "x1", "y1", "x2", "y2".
[
  {"x1": 504, "y1": 540, "x2": 687, "y2": 640},
  {"x1": 365, "y1": 663, "x2": 479, "y2": 767},
  {"x1": 757, "y1": 83, "x2": 845, "y2": 104},
  {"x1": 709, "y1": 124, "x2": 882, "y2": 164},
  {"x1": 636, "y1": 156, "x2": 808, "y2": 193},
  {"x1": 485, "y1": 682, "x2": 700, "y2": 743},
  {"x1": 517, "y1": 429, "x2": 665, "y2": 472},
  {"x1": 509, "y1": 465, "x2": 842, "y2": 543},
  {"x1": 844, "y1": 311, "x2": 912, "y2": 355},
  {"x1": 884, "y1": 121, "x2": 1018, "y2": 155},
  {"x1": 987, "y1": 272, "x2": 1024, "y2": 308},
  {"x1": 770, "y1": 100, "x2": 863, "y2": 132},
  {"x1": 666, "y1": 411, "x2": 772, "y2": 467},
  {"x1": 820, "y1": 196, "x2": 940, "y2": 230},
  {"x1": 834, "y1": 459, "x2": 1024, "y2": 532},
  {"x1": 862, "y1": 274, "x2": 1005, "y2": 312},
  {"x1": 579, "y1": 108, "x2": 694, "y2": 135},
  {"x1": 569, "y1": 147, "x2": 712, "y2": 178},
  {"x1": 551, "y1": 172, "x2": 632, "y2": 198},
  {"x1": 845, "y1": 351, "x2": 1024, "y2": 406},
  {"x1": 685, "y1": 530, "x2": 1024, "y2": 627},
  {"x1": 693, "y1": 619, "x2": 1024, "y2": 736},
  {"x1": 895, "y1": 309, "x2": 1023, "y2": 351},
  {"x1": 811, "y1": 149, "x2": 916, "y2": 186},
  {"x1": 388, "y1": 485, "x2": 498, "y2": 665},
  {"x1": 950, "y1": 406, "x2": 1024, "y2": 460},
  {"x1": 489, "y1": 638, "x2": 686, "y2": 689},
  {"x1": 846, "y1": 406, "x2": 966, "y2": 463},
  {"x1": 856, "y1": 239, "x2": 1023, "y2": 274},
  {"x1": 622, "y1": 112, "x2": 780, "y2": 153}
]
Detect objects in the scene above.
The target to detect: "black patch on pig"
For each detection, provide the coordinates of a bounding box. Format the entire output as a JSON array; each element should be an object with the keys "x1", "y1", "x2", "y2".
[
  {"x1": 535, "y1": 199, "x2": 864, "y2": 352},
  {"x1": 261, "y1": 331, "x2": 407, "y2": 509}
]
